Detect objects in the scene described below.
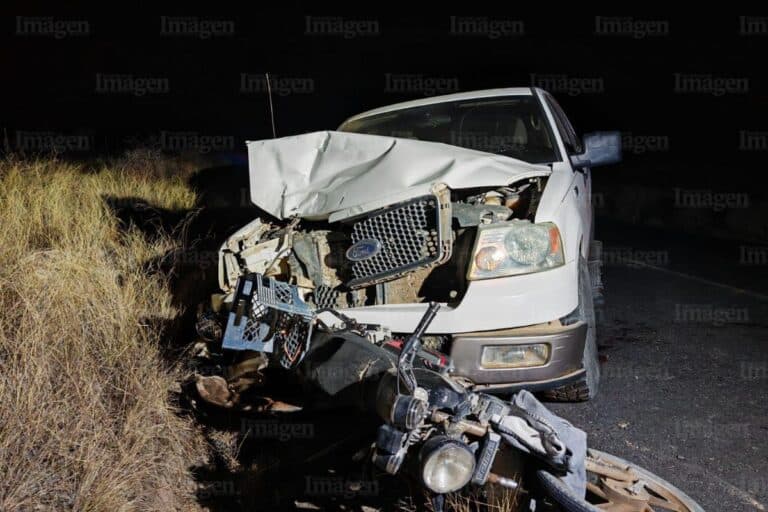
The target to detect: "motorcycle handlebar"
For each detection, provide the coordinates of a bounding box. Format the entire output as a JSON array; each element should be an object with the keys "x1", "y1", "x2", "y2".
[
  {"x1": 399, "y1": 302, "x2": 440, "y2": 365},
  {"x1": 430, "y1": 410, "x2": 487, "y2": 437}
]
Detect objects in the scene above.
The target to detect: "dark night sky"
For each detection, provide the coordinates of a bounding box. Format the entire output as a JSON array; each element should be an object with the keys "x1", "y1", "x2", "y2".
[{"x1": 3, "y1": 14, "x2": 768, "y2": 192}]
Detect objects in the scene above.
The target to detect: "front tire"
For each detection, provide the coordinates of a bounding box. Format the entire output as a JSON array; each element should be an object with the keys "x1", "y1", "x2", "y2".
[
  {"x1": 543, "y1": 257, "x2": 600, "y2": 402},
  {"x1": 536, "y1": 470, "x2": 601, "y2": 512}
]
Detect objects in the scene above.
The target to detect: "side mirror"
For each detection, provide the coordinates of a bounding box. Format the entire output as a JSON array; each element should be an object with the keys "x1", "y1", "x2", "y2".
[{"x1": 570, "y1": 131, "x2": 622, "y2": 168}]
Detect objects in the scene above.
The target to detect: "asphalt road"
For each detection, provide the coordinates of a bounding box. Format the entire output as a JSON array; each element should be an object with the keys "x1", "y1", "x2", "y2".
[{"x1": 548, "y1": 222, "x2": 768, "y2": 512}]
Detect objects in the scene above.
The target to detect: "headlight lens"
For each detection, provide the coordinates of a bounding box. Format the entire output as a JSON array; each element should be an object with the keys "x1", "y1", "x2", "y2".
[
  {"x1": 419, "y1": 436, "x2": 476, "y2": 494},
  {"x1": 474, "y1": 246, "x2": 507, "y2": 271},
  {"x1": 468, "y1": 220, "x2": 564, "y2": 280}
]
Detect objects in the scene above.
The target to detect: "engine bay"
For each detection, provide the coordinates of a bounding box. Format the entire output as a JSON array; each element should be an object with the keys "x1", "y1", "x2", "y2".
[{"x1": 218, "y1": 177, "x2": 547, "y2": 312}]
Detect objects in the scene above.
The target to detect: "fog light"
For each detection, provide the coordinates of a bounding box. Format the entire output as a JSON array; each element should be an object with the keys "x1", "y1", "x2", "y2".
[{"x1": 480, "y1": 343, "x2": 550, "y2": 368}]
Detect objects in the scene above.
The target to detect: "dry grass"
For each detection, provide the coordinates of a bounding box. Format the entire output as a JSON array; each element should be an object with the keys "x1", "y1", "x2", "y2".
[
  {"x1": 0, "y1": 152, "x2": 522, "y2": 511},
  {"x1": 445, "y1": 485, "x2": 520, "y2": 512},
  {"x1": 0, "y1": 154, "x2": 207, "y2": 511},
  {"x1": 395, "y1": 485, "x2": 520, "y2": 512}
]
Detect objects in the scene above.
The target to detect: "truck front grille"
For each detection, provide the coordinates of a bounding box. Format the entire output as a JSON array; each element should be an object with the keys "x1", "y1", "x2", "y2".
[{"x1": 346, "y1": 194, "x2": 451, "y2": 288}]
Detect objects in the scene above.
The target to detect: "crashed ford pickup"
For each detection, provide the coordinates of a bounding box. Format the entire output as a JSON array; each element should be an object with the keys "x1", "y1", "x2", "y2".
[{"x1": 213, "y1": 87, "x2": 621, "y2": 401}]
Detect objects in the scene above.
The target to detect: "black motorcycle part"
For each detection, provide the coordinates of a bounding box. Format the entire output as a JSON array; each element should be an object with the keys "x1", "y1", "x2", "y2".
[
  {"x1": 373, "y1": 424, "x2": 409, "y2": 474},
  {"x1": 376, "y1": 423, "x2": 408, "y2": 453},
  {"x1": 536, "y1": 470, "x2": 600, "y2": 512},
  {"x1": 390, "y1": 394, "x2": 429, "y2": 430},
  {"x1": 298, "y1": 330, "x2": 397, "y2": 409},
  {"x1": 475, "y1": 394, "x2": 510, "y2": 423},
  {"x1": 471, "y1": 431, "x2": 501, "y2": 485}
]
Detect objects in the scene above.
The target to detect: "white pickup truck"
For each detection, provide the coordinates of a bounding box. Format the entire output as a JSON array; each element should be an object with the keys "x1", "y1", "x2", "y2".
[{"x1": 214, "y1": 87, "x2": 620, "y2": 401}]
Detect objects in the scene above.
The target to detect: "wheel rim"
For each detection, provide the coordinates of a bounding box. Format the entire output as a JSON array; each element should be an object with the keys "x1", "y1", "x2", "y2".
[{"x1": 585, "y1": 449, "x2": 705, "y2": 512}]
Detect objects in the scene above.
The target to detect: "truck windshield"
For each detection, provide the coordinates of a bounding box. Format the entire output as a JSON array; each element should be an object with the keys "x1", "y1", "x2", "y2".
[{"x1": 340, "y1": 96, "x2": 560, "y2": 164}]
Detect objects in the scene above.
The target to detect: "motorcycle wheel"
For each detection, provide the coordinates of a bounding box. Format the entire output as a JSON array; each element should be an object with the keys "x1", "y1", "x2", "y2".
[
  {"x1": 536, "y1": 470, "x2": 601, "y2": 512},
  {"x1": 536, "y1": 448, "x2": 705, "y2": 511},
  {"x1": 585, "y1": 449, "x2": 704, "y2": 511}
]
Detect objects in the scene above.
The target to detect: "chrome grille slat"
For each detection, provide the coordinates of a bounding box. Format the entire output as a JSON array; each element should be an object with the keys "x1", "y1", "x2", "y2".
[{"x1": 347, "y1": 194, "x2": 447, "y2": 288}]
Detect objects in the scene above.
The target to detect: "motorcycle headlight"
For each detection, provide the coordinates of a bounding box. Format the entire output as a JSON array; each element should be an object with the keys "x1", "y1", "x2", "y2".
[
  {"x1": 419, "y1": 436, "x2": 476, "y2": 494},
  {"x1": 467, "y1": 220, "x2": 564, "y2": 280}
]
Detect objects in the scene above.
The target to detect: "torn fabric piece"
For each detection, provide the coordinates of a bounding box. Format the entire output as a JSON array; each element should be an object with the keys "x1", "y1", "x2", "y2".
[{"x1": 494, "y1": 389, "x2": 588, "y2": 497}]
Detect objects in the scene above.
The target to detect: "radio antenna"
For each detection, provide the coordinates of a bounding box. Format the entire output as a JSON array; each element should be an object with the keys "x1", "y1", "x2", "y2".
[{"x1": 265, "y1": 72, "x2": 277, "y2": 138}]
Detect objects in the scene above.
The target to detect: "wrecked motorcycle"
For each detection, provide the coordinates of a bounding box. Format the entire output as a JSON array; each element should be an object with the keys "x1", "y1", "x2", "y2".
[{"x1": 194, "y1": 273, "x2": 704, "y2": 511}]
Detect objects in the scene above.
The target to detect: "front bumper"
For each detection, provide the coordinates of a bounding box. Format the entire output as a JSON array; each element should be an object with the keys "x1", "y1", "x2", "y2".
[{"x1": 449, "y1": 320, "x2": 587, "y2": 392}]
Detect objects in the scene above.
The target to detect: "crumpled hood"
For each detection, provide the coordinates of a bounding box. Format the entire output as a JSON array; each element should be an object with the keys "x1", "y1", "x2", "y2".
[{"x1": 247, "y1": 130, "x2": 551, "y2": 219}]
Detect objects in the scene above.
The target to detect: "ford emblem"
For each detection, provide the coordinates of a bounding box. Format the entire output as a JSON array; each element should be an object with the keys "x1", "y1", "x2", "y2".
[{"x1": 346, "y1": 238, "x2": 382, "y2": 262}]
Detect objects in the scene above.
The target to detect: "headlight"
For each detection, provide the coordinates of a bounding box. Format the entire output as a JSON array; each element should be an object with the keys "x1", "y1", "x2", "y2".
[
  {"x1": 419, "y1": 436, "x2": 476, "y2": 494},
  {"x1": 468, "y1": 220, "x2": 564, "y2": 280}
]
